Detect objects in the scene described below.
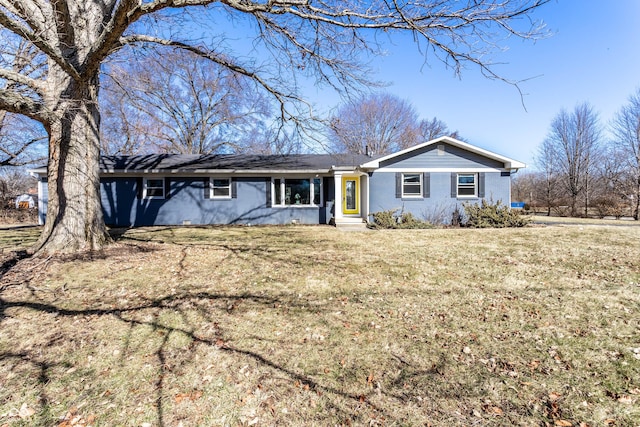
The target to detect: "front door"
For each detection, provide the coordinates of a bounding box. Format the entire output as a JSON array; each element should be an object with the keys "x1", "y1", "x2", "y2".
[{"x1": 342, "y1": 176, "x2": 360, "y2": 215}]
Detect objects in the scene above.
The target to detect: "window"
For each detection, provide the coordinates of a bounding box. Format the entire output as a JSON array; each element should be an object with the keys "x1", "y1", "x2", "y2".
[
  {"x1": 457, "y1": 173, "x2": 477, "y2": 197},
  {"x1": 272, "y1": 177, "x2": 322, "y2": 206},
  {"x1": 402, "y1": 173, "x2": 422, "y2": 197},
  {"x1": 210, "y1": 178, "x2": 231, "y2": 198},
  {"x1": 144, "y1": 178, "x2": 165, "y2": 199}
]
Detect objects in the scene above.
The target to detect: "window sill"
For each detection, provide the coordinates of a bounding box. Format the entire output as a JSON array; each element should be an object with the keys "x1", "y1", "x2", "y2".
[{"x1": 272, "y1": 205, "x2": 323, "y2": 208}]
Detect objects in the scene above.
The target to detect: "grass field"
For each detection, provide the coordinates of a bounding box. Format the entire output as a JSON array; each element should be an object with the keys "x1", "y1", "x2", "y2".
[{"x1": 1, "y1": 223, "x2": 639, "y2": 426}]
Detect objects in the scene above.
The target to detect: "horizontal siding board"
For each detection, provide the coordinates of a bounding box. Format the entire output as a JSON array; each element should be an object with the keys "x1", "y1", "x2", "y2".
[{"x1": 379, "y1": 143, "x2": 504, "y2": 170}]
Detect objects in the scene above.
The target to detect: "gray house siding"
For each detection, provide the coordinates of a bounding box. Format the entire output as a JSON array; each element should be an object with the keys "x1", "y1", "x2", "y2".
[
  {"x1": 369, "y1": 171, "x2": 511, "y2": 223},
  {"x1": 100, "y1": 176, "x2": 333, "y2": 226},
  {"x1": 379, "y1": 143, "x2": 504, "y2": 170}
]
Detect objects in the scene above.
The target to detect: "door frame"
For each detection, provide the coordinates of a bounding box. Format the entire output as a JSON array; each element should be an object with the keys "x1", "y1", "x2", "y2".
[{"x1": 342, "y1": 175, "x2": 360, "y2": 215}]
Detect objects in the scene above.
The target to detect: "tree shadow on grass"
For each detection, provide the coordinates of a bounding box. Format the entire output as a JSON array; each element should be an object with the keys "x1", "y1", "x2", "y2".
[{"x1": 0, "y1": 257, "x2": 397, "y2": 426}]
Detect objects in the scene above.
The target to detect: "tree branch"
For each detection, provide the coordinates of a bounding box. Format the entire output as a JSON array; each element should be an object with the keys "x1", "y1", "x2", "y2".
[
  {"x1": 0, "y1": 88, "x2": 51, "y2": 124},
  {"x1": 0, "y1": 68, "x2": 45, "y2": 95},
  {"x1": 0, "y1": 8, "x2": 81, "y2": 81},
  {"x1": 118, "y1": 34, "x2": 311, "y2": 122}
]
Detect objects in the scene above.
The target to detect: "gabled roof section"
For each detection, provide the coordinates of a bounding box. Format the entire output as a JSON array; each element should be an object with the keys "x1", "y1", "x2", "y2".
[{"x1": 359, "y1": 136, "x2": 526, "y2": 170}]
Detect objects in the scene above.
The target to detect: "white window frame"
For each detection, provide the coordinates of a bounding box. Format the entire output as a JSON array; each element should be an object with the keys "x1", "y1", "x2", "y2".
[
  {"x1": 143, "y1": 177, "x2": 165, "y2": 199},
  {"x1": 402, "y1": 173, "x2": 423, "y2": 198},
  {"x1": 457, "y1": 173, "x2": 477, "y2": 198},
  {"x1": 210, "y1": 177, "x2": 232, "y2": 199},
  {"x1": 272, "y1": 177, "x2": 323, "y2": 207}
]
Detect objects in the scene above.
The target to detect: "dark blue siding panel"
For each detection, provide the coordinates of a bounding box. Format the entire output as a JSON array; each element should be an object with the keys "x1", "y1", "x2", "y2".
[{"x1": 100, "y1": 176, "x2": 331, "y2": 226}]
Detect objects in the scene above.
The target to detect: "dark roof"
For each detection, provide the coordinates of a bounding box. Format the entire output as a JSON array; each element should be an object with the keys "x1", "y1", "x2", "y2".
[{"x1": 99, "y1": 153, "x2": 377, "y2": 172}]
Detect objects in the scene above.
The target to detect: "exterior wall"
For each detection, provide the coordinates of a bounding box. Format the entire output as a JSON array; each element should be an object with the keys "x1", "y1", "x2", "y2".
[
  {"x1": 369, "y1": 171, "x2": 511, "y2": 224},
  {"x1": 100, "y1": 176, "x2": 333, "y2": 226},
  {"x1": 37, "y1": 178, "x2": 48, "y2": 225},
  {"x1": 379, "y1": 143, "x2": 504, "y2": 170}
]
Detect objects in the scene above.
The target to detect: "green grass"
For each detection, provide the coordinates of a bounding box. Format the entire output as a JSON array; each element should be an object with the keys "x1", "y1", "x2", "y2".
[{"x1": 1, "y1": 223, "x2": 639, "y2": 426}]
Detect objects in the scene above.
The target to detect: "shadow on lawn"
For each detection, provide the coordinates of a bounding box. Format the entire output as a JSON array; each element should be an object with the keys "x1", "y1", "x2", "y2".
[{"x1": 0, "y1": 251, "x2": 397, "y2": 426}]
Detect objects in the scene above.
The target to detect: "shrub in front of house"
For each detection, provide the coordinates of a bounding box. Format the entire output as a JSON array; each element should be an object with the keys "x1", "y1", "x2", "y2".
[
  {"x1": 370, "y1": 209, "x2": 434, "y2": 229},
  {"x1": 462, "y1": 199, "x2": 530, "y2": 228}
]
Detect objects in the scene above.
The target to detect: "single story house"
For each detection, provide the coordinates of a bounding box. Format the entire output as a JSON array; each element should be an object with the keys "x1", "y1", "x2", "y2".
[{"x1": 31, "y1": 136, "x2": 525, "y2": 227}]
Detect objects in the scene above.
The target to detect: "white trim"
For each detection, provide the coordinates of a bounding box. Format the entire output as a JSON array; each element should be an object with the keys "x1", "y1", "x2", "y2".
[
  {"x1": 143, "y1": 177, "x2": 165, "y2": 199},
  {"x1": 209, "y1": 177, "x2": 232, "y2": 199},
  {"x1": 457, "y1": 173, "x2": 478, "y2": 198},
  {"x1": 360, "y1": 136, "x2": 526, "y2": 170},
  {"x1": 401, "y1": 173, "x2": 423, "y2": 198},
  {"x1": 375, "y1": 167, "x2": 502, "y2": 173},
  {"x1": 271, "y1": 176, "x2": 323, "y2": 207}
]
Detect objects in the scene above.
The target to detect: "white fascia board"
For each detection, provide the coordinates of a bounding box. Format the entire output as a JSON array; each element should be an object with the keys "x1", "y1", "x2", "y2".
[
  {"x1": 375, "y1": 167, "x2": 503, "y2": 173},
  {"x1": 28, "y1": 167, "x2": 47, "y2": 176},
  {"x1": 359, "y1": 136, "x2": 526, "y2": 170}
]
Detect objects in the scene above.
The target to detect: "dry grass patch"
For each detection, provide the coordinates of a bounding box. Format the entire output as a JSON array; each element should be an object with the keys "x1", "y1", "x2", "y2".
[{"x1": 1, "y1": 224, "x2": 639, "y2": 426}]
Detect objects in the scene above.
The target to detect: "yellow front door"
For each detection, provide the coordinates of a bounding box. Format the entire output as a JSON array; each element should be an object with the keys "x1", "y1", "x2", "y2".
[{"x1": 342, "y1": 176, "x2": 360, "y2": 215}]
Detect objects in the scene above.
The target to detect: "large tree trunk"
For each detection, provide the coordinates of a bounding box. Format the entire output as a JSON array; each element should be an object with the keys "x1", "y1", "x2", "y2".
[{"x1": 33, "y1": 67, "x2": 110, "y2": 254}]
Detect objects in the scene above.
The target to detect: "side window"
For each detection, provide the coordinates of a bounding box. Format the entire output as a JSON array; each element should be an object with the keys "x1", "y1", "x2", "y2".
[
  {"x1": 144, "y1": 178, "x2": 165, "y2": 199},
  {"x1": 402, "y1": 173, "x2": 422, "y2": 197},
  {"x1": 272, "y1": 177, "x2": 322, "y2": 206},
  {"x1": 457, "y1": 173, "x2": 477, "y2": 197},
  {"x1": 211, "y1": 178, "x2": 231, "y2": 198}
]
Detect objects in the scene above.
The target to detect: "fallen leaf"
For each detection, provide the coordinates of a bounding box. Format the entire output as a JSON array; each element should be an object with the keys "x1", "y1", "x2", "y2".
[
  {"x1": 548, "y1": 392, "x2": 562, "y2": 401},
  {"x1": 554, "y1": 420, "x2": 572, "y2": 427},
  {"x1": 18, "y1": 403, "x2": 35, "y2": 419},
  {"x1": 617, "y1": 395, "x2": 633, "y2": 404},
  {"x1": 367, "y1": 373, "x2": 374, "y2": 385},
  {"x1": 491, "y1": 406, "x2": 503, "y2": 416},
  {"x1": 604, "y1": 419, "x2": 616, "y2": 425}
]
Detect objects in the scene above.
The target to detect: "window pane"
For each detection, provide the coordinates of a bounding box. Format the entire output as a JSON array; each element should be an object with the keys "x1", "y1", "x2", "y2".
[
  {"x1": 403, "y1": 185, "x2": 421, "y2": 195},
  {"x1": 213, "y1": 188, "x2": 230, "y2": 197},
  {"x1": 313, "y1": 178, "x2": 321, "y2": 205},
  {"x1": 212, "y1": 178, "x2": 230, "y2": 198},
  {"x1": 273, "y1": 179, "x2": 282, "y2": 205},
  {"x1": 145, "y1": 179, "x2": 164, "y2": 198},
  {"x1": 458, "y1": 186, "x2": 476, "y2": 196},
  {"x1": 213, "y1": 179, "x2": 229, "y2": 187},
  {"x1": 457, "y1": 174, "x2": 476, "y2": 196},
  {"x1": 458, "y1": 175, "x2": 475, "y2": 185},
  {"x1": 403, "y1": 174, "x2": 421, "y2": 184},
  {"x1": 147, "y1": 188, "x2": 164, "y2": 197},
  {"x1": 402, "y1": 173, "x2": 421, "y2": 196},
  {"x1": 345, "y1": 180, "x2": 356, "y2": 210},
  {"x1": 285, "y1": 179, "x2": 310, "y2": 205}
]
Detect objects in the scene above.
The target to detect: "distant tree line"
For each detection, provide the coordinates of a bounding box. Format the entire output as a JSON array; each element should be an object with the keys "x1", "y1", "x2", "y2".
[{"x1": 513, "y1": 90, "x2": 640, "y2": 220}]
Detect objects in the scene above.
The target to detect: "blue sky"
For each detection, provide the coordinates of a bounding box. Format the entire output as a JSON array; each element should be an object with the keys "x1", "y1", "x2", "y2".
[{"x1": 308, "y1": 0, "x2": 640, "y2": 169}]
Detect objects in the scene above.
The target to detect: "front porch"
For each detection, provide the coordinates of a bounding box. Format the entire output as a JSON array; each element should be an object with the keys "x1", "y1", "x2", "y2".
[{"x1": 332, "y1": 170, "x2": 369, "y2": 229}]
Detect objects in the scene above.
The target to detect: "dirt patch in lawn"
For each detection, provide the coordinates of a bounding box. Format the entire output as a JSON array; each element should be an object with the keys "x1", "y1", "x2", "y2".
[{"x1": 1, "y1": 225, "x2": 639, "y2": 426}]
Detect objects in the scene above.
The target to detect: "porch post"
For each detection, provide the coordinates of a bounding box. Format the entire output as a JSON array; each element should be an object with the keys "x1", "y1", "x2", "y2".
[{"x1": 334, "y1": 172, "x2": 343, "y2": 222}]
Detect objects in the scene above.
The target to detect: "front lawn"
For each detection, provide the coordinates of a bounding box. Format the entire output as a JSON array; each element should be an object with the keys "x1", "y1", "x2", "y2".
[{"x1": 1, "y1": 224, "x2": 639, "y2": 426}]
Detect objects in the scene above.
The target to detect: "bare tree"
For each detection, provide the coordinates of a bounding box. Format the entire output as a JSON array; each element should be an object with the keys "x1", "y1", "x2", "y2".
[
  {"x1": 611, "y1": 88, "x2": 640, "y2": 220},
  {"x1": 0, "y1": 38, "x2": 46, "y2": 166},
  {"x1": 0, "y1": 112, "x2": 46, "y2": 166},
  {"x1": 329, "y1": 92, "x2": 421, "y2": 155},
  {"x1": 102, "y1": 50, "x2": 274, "y2": 155},
  {"x1": 540, "y1": 103, "x2": 602, "y2": 217},
  {"x1": 535, "y1": 138, "x2": 561, "y2": 215},
  {"x1": 416, "y1": 117, "x2": 464, "y2": 142},
  {"x1": 0, "y1": 0, "x2": 549, "y2": 254}
]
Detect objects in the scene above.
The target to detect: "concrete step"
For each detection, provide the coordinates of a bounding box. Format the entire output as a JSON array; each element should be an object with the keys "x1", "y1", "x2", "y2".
[{"x1": 334, "y1": 220, "x2": 369, "y2": 231}]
